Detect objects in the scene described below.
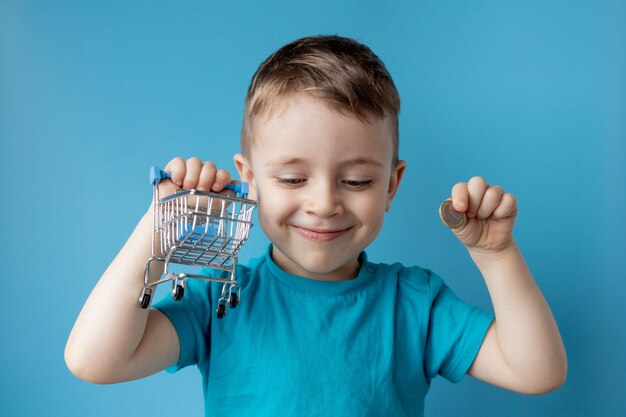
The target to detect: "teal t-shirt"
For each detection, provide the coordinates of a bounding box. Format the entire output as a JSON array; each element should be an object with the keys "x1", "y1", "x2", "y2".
[{"x1": 154, "y1": 245, "x2": 493, "y2": 417}]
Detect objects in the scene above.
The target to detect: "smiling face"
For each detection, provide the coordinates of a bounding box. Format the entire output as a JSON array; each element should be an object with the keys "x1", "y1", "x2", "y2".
[{"x1": 235, "y1": 93, "x2": 406, "y2": 281}]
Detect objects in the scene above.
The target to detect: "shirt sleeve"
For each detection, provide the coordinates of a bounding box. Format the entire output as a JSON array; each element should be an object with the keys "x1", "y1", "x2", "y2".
[
  {"x1": 152, "y1": 274, "x2": 215, "y2": 373},
  {"x1": 423, "y1": 271, "x2": 494, "y2": 383}
]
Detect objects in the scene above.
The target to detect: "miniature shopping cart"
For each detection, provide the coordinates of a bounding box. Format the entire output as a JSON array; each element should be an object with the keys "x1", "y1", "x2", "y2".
[{"x1": 139, "y1": 166, "x2": 256, "y2": 318}]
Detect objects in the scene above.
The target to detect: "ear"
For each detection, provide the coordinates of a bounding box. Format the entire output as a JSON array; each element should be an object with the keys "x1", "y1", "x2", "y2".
[
  {"x1": 386, "y1": 160, "x2": 406, "y2": 211},
  {"x1": 233, "y1": 153, "x2": 257, "y2": 201}
]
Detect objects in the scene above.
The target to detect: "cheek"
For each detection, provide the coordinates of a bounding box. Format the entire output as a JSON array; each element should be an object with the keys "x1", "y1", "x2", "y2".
[
  {"x1": 256, "y1": 188, "x2": 296, "y2": 225},
  {"x1": 256, "y1": 195, "x2": 278, "y2": 237},
  {"x1": 364, "y1": 208, "x2": 386, "y2": 229},
  {"x1": 352, "y1": 192, "x2": 388, "y2": 223}
]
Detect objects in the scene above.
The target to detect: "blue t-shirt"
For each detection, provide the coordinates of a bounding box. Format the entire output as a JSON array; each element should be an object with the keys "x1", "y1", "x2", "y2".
[{"x1": 154, "y1": 245, "x2": 494, "y2": 417}]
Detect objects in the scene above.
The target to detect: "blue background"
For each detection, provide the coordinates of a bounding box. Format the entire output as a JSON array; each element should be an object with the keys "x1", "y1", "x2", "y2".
[{"x1": 1, "y1": 1, "x2": 624, "y2": 416}]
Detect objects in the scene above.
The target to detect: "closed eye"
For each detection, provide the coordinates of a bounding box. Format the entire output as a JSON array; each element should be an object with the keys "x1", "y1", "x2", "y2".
[
  {"x1": 275, "y1": 177, "x2": 306, "y2": 186},
  {"x1": 343, "y1": 179, "x2": 374, "y2": 189}
]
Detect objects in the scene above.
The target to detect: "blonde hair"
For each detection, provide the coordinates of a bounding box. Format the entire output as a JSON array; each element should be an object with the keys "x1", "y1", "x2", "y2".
[{"x1": 240, "y1": 35, "x2": 401, "y2": 165}]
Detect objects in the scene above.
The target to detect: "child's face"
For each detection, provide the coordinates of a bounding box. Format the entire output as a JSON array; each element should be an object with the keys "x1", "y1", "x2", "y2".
[{"x1": 235, "y1": 93, "x2": 405, "y2": 281}]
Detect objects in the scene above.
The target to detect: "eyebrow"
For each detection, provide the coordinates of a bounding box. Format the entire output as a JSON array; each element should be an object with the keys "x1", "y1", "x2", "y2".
[
  {"x1": 265, "y1": 157, "x2": 385, "y2": 168},
  {"x1": 265, "y1": 158, "x2": 305, "y2": 167}
]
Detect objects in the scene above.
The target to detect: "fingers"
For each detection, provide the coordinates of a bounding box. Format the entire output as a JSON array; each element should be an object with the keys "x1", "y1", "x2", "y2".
[
  {"x1": 451, "y1": 176, "x2": 512, "y2": 220},
  {"x1": 164, "y1": 157, "x2": 233, "y2": 192},
  {"x1": 212, "y1": 169, "x2": 232, "y2": 192},
  {"x1": 492, "y1": 192, "x2": 517, "y2": 220},
  {"x1": 451, "y1": 182, "x2": 469, "y2": 212},
  {"x1": 182, "y1": 157, "x2": 203, "y2": 189},
  {"x1": 477, "y1": 185, "x2": 504, "y2": 219},
  {"x1": 197, "y1": 161, "x2": 217, "y2": 191},
  {"x1": 451, "y1": 176, "x2": 488, "y2": 215},
  {"x1": 164, "y1": 157, "x2": 186, "y2": 187},
  {"x1": 467, "y1": 176, "x2": 489, "y2": 218}
]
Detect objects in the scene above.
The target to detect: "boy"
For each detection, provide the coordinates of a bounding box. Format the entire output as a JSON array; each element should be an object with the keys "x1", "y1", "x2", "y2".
[{"x1": 65, "y1": 35, "x2": 567, "y2": 416}]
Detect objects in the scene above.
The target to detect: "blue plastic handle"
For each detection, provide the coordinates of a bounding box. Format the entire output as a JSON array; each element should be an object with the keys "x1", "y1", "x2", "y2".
[{"x1": 149, "y1": 166, "x2": 249, "y2": 198}]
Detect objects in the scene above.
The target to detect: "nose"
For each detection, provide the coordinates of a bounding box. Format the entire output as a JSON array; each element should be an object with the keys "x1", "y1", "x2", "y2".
[{"x1": 303, "y1": 180, "x2": 344, "y2": 218}]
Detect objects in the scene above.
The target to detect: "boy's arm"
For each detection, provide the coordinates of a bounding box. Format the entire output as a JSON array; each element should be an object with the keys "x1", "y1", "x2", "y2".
[
  {"x1": 65, "y1": 157, "x2": 232, "y2": 383},
  {"x1": 449, "y1": 177, "x2": 567, "y2": 394},
  {"x1": 64, "y1": 208, "x2": 181, "y2": 383}
]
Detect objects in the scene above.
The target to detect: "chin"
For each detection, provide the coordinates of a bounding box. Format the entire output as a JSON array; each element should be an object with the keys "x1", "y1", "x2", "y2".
[{"x1": 294, "y1": 249, "x2": 360, "y2": 276}]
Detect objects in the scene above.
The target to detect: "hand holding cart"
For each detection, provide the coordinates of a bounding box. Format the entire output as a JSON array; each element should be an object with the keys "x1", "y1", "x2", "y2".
[{"x1": 139, "y1": 167, "x2": 256, "y2": 318}]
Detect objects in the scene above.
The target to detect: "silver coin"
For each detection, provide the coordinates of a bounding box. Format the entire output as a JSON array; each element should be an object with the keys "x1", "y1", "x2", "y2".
[{"x1": 439, "y1": 198, "x2": 467, "y2": 229}]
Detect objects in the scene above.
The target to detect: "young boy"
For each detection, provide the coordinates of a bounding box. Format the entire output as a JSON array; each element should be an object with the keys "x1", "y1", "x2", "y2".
[{"x1": 65, "y1": 35, "x2": 567, "y2": 416}]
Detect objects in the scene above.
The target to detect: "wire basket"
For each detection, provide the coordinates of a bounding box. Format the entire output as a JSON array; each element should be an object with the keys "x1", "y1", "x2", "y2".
[{"x1": 139, "y1": 167, "x2": 256, "y2": 318}]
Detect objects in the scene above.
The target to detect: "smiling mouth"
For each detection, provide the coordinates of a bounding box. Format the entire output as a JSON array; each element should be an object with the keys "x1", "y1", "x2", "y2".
[{"x1": 292, "y1": 226, "x2": 352, "y2": 242}]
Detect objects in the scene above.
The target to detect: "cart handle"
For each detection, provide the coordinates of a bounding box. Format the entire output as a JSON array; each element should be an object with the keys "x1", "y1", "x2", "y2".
[{"x1": 149, "y1": 166, "x2": 249, "y2": 198}]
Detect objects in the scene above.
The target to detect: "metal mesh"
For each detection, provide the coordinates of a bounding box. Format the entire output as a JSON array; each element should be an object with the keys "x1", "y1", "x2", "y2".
[{"x1": 156, "y1": 191, "x2": 254, "y2": 269}]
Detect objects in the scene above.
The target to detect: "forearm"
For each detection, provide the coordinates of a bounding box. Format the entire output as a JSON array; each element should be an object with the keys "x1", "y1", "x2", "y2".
[
  {"x1": 65, "y1": 207, "x2": 163, "y2": 381},
  {"x1": 470, "y1": 240, "x2": 567, "y2": 386}
]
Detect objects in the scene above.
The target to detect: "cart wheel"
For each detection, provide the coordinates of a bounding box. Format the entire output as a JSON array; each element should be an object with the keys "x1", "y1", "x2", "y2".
[
  {"x1": 216, "y1": 303, "x2": 226, "y2": 319},
  {"x1": 139, "y1": 293, "x2": 152, "y2": 309},
  {"x1": 229, "y1": 292, "x2": 239, "y2": 308},
  {"x1": 172, "y1": 284, "x2": 185, "y2": 300}
]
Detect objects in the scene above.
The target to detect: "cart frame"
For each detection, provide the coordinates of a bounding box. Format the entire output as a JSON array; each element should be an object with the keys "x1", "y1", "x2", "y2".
[{"x1": 139, "y1": 167, "x2": 256, "y2": 318}]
